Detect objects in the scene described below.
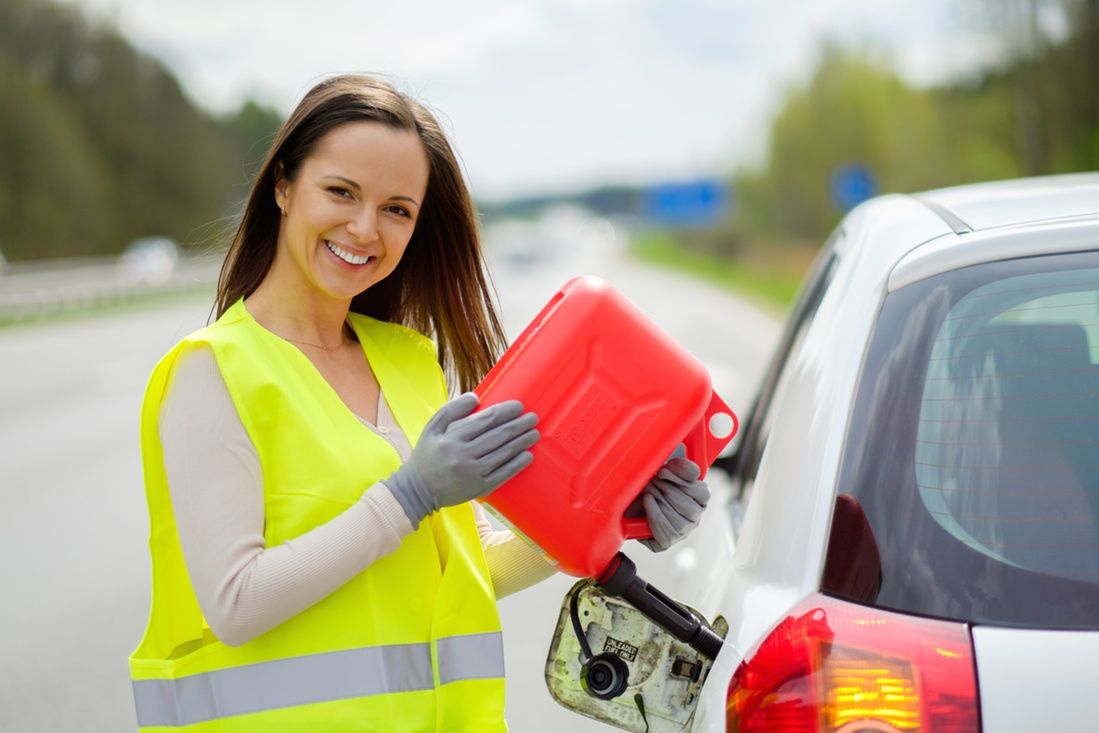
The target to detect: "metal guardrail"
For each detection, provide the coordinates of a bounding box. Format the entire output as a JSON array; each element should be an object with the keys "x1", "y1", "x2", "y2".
[{"x1": 0, "y1": 254, "x2": 223, "y2": 326}]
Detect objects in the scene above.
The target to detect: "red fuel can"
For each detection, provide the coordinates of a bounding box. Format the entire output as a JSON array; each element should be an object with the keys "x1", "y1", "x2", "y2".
[{"x1": 474, "y1": 275, "x2": 738, "y2": 578}]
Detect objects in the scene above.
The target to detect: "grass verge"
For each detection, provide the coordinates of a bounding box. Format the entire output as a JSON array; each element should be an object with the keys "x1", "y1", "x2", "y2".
[{"x1": 631, "y1": 232, "x2": 810, "y2": 311}]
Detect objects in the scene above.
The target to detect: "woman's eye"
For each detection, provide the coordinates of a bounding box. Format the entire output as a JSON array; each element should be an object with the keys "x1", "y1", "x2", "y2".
[
  {"x1": 328, "y1": 187, "x2": 353, "y2": 199},
  {"x1": 386, "y1": 205, "x2": 412, "y2": 218}
]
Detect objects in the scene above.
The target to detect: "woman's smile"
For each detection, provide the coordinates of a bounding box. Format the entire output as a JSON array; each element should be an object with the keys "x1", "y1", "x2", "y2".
[{"x1": 324, "y1": 239, "x2": 376, "y2": 268}]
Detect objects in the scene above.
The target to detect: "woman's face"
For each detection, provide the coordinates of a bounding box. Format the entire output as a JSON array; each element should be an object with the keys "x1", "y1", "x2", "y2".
[{"x1": 271, "y1": 120, "x2": 430, "y2": 304}]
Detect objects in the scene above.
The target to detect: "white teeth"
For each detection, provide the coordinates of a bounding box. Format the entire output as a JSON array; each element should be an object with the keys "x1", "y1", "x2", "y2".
[{"x1": 325, "y1": 241, "x2": 373, "y2": 266}]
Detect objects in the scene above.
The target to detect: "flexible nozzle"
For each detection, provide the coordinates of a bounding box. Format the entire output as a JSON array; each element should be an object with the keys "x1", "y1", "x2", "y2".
[{"x1": 596, "y1": 553, "x2": 724, "y2": 660}]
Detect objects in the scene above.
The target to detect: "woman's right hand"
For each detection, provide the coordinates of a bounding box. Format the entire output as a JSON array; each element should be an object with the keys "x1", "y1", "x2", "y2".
[{"x1": 382, "y1": 392, "x2": 539, "y2": 527}]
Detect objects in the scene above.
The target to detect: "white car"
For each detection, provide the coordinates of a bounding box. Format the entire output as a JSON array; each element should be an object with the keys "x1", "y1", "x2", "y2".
[
  {"x1": 117, "y1": 236, "x2": 180, "y2": 285},
  {"x1": 688, "y1": 172, "x2": 1099, "y2": 732}
]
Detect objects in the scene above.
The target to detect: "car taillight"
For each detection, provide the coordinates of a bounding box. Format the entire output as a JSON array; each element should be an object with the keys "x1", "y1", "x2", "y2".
[{"x1": 726, "y1": 594, "x2": 979, "y2": 732}]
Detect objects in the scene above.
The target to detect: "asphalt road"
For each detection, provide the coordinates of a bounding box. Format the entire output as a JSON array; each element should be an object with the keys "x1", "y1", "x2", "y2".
[{"x1": 0, "y1": 219, "x2": 781, "y2": 732}]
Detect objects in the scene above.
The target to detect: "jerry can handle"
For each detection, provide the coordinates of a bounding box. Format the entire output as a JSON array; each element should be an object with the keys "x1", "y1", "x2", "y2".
[
  {"x1": 622, "y1": 515, "x2": 653, "y2": 541},
  {"x1": 683, "y1": 391, "x2": 739, "y2": 480},
  {"x1": 621, "y1": 391, "x2": 738, "y2": 541}
]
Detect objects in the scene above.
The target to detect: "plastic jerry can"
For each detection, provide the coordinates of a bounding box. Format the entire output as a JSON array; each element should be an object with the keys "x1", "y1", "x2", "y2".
[{"x1": 474, "y1": 275, "x2": 738, "y2": 578}]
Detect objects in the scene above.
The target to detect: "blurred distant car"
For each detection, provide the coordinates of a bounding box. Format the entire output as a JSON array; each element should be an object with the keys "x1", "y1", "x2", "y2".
[
  {"x1": 680, "y1": 173, "x2": 1099, "y2": 732},
  {"x1": 118, "y1": 236, "x2": 180, "y2": 285},
  {"x1": 485, "y1": 208, "x2": 625, "y2": 269},
  {"x1": 485, "y1": 218, "x2": 557, "y2": 267}
]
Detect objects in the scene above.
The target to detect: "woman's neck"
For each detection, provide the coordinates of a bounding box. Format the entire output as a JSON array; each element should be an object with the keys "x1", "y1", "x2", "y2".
[{"x1": 245, "y1": 278, "x2": 352, "y2": 350}]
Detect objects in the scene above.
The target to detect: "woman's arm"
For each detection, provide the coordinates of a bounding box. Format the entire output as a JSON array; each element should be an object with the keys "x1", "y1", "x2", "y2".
[
  {"x1": 159, "y1": 347, "x2": 414, "y2": 646},
  {"x1": 470, "y1": 502, "x2": 558, "y2": 599}
]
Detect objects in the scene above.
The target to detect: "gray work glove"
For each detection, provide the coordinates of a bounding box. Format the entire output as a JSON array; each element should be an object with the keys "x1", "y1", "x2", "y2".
[
  {"x1": 383, "y1": 392, "x2": 539, "y2": 528},
  {"x1": 629, "y1": 446, "x2": 710, "y2": 552}
]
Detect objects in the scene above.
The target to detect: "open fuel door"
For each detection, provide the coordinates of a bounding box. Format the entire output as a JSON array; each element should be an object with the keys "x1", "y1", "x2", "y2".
[{"x1": 545, "y1": 579, "x2": 728, "y2": 732}]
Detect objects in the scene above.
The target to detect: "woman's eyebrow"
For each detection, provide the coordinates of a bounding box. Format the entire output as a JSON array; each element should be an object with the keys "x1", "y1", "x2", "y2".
[{"x1": 322, "y1": 175, "x2": 361, "y2": 190}]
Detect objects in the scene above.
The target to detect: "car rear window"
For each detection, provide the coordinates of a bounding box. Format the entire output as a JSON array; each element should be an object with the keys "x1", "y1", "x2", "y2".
[{"x1": 830, "y1": 249, "x2": 1099, "y2": 629}]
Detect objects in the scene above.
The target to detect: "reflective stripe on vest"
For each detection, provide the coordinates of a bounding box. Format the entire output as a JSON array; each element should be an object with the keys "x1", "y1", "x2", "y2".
[{"x1": 133, "y1": 632, "x2": 504, "y2": 728}]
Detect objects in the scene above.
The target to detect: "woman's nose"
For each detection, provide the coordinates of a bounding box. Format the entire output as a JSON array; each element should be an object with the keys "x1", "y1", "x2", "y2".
[{"x1": 346, "y1": 207, "x2": 378, "y2": 242}]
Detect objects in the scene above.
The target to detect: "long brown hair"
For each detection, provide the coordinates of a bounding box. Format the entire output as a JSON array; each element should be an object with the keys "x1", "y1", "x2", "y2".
[{"x1": 216, "y1": 74, "x2": 506, "y2": 393}]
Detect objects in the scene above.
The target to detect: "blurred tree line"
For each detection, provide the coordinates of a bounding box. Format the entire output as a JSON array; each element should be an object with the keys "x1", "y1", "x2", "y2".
[
  {"x1": 724, "y1": 0, "x2": 1099, "y2": 252},
  {"x1": 0, "y1": 0, "x2": 282, "y2": 262}
]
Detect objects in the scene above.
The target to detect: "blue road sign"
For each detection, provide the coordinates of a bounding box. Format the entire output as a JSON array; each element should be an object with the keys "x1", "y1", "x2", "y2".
[
  {"x1": 831, "y1": 164, "x2": 878, "y2": 212},
  {"x1": 643, "y1": 179, "x2": 731, "y2": 228}
]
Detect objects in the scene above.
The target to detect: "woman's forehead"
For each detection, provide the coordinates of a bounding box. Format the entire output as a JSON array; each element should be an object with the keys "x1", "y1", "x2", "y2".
[{"x1": 305, "y1": 121, "x2": 429, "y2": 194}]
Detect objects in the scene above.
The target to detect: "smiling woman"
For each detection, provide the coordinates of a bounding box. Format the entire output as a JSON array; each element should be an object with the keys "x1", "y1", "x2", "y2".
[
  {"x1": 126, "y1": 73, "x2": 712, "y2": 732},
  {"x1": 127, "y1": 75, "x2": 551, "y2": 732}
]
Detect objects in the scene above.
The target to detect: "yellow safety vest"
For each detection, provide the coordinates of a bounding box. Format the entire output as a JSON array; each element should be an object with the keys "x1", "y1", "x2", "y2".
[{"x1": 130, "y1": 299, "x2": 507, "y2": 732}]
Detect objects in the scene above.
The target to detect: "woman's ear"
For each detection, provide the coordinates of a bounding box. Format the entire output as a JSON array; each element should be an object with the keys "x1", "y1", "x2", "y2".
[{"x1": 273, "y1": 162, "x2": 289, "y2": 214}]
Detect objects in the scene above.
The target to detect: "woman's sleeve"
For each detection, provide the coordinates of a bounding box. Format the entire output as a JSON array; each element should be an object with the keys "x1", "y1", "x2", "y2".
[
  {"x1": 470, "y1": 501, "x2": 558, "y2": 599},
  {"x1": 158, "y1": 346, "x2": 414, "y2": 646}
]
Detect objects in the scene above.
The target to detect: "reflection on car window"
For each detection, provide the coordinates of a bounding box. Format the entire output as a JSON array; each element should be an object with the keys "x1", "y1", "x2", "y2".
[
  {"x1": 834, "y1": 249, "x2": 1099, "y2": 629},
  {"x1": 917, "y1": 271, "x2": 1099, "y2": 583}
]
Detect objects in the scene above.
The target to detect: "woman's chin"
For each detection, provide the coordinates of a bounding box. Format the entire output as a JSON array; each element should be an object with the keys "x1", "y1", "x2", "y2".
[{"x1": 313, "y1": 272, "x2": 386, "y2": 303}]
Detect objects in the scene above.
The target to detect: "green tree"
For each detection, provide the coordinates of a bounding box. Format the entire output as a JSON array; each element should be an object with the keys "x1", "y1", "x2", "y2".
[
  {"x1": 0, "y1": 54, "x2": 111, "y2": 259},
  {"x1": 0, "y1": 0, "x2": 283, "y2": 261},
  {"x1": 969, "y1": 0, "x2": 1099, "y2": 171},
  {"x1": 738, "y1": 46, "x2": 1003, "y2": 239}
]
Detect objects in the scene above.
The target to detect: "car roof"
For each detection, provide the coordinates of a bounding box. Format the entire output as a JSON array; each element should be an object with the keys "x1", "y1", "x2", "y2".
[
  {"x1": 883, "y1": 174, "x2": 1099, "y2": 291},
  {"x1": 914, "y1": 172, "x2": 1099, "y2": 233}
]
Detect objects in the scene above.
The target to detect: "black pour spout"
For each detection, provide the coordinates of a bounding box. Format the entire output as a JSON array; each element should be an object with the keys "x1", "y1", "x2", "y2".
[{"x1": 596, "y1": 552, "x2": 724, "y2": 660}]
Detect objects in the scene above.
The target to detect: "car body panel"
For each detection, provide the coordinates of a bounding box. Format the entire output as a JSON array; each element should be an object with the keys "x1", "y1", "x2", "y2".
[
  {"x1": 973, "y1": 626, "x2": 1099, "y2": 732},
  {"x1": 730, "y1": 194, "x2": 949, "y2": 591}
]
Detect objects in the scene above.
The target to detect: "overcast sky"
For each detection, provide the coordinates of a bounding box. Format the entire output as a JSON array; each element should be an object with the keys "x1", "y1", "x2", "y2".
[{"x1": 61, "y1": 0, "x2": 1005, "y2": 201}]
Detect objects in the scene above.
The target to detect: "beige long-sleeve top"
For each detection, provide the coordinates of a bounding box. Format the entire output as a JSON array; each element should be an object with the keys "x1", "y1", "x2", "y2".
[{"x1": 158, "y1": 347, "x2": 557, "y2": 647}]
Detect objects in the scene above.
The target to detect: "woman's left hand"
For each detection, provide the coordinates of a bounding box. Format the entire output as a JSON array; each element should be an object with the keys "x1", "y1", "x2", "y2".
[{"x1": 636, "y1": 451, "x2": 711, "y2": 552}]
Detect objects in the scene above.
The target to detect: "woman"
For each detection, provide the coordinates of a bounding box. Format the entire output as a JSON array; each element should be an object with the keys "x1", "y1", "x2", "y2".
[{"x1": 129, "y1": 74, "x2": 709, "y2": 732}]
